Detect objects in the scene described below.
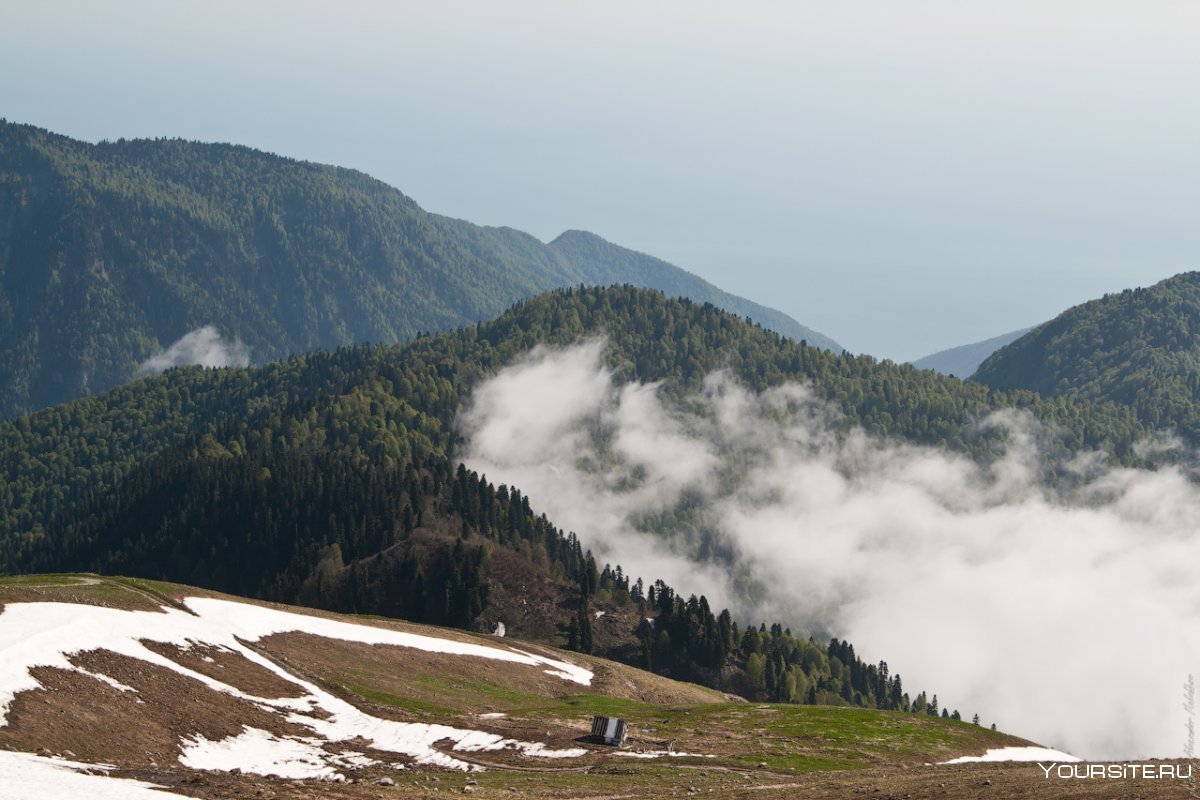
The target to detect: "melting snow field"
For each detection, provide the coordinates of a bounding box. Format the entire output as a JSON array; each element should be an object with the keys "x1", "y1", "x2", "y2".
[
  {"x1": 941, "y1": 746, "x2": 1081, "y2": 764},
  {"x1": 0, "y1": 597, "x2": 593, "y2": 776},
  {"x1": 0, "y1": 752, "x2": 171, "y2": 800},
  {"x1": 180, "y1": 727, "x2": 377, "y2": 779}
]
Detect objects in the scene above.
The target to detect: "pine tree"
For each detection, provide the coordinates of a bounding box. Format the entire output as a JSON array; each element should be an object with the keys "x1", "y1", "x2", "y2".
[
  {"x1": 578, "y1": 604, "x2": 594, "y2": 654},
  {"x1": 566, "y1": 616, "x2": 580, "y2": 651},
  {"x1": 746, "y1": 653, "x2": 767, "y2": 690}
]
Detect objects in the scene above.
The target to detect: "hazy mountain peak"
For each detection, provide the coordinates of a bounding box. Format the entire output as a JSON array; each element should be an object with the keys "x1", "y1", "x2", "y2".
[
  {"x1": 0, "y1": 121, "x2": 839, "y2": 418},
  {"x1": 911, "y1": 327, "x2": 1034, "y2": 378},
  {"x1": 548, "y1": 230, "x2": 843, "y2": 353}
]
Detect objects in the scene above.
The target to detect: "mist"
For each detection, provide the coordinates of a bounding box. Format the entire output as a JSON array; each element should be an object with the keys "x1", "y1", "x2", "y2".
[
  {"x1": 458, "y1": 339, "x2": 1200, "y2": 760},
  {"x1": 138, "y1": 326, "x2": 250, "y2": 375}
]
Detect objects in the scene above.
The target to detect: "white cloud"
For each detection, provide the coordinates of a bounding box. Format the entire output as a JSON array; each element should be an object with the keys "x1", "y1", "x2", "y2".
[
  {"x1": 459, "y1": 339, "x2": 1200, "y2": 760},
  {"x1": 138, "y1": 325, "x2": 250, "y2": 376}
]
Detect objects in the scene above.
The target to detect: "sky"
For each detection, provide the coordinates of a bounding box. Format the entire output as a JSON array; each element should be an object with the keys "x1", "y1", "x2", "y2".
[{"x1": 2, "y1": 1, "x2": 1197, "y2": 360}]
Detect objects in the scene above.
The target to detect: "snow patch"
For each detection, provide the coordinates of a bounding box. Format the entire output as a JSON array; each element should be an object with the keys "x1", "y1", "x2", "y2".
[
  {"x1": 0, "y1": 598, "x2": 595, "y2": 775},
  {"x1": 505, "y1": 646, "x2": 592, "y2": 685},
  {"x1": 73, "y1": 668, "x2": 139, "y2": 695},
  {"x1": 0, "y1": 597, "x2": 590, "y2": 724},
  {"x1": 512, "y1": 742, "x2": 589, "y2": 759},
  {"x1": 182, "y1": 597, "x2": 591, "y2": 685},
  {"x1": 942, "y1": 746, "x2": 1081, "y2": 764},
  {"x1": 0, "y1": 751, "x2": 171, "y2": 800},
  {"x1": 180, "y1": 727, "x2": 373, "y2": 779},
  {"x1": 612, "y1": 750, "x2": 715, "y2": 759}
]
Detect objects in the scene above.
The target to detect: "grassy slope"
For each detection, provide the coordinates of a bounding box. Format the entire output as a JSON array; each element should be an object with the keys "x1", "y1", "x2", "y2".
[{"x1": 0, "y1": 574, "x2": 1022, "y2": 786}]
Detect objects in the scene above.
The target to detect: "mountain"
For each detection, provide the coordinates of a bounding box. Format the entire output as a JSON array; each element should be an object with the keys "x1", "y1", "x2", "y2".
[
  {"x1": 0, "y1": 573, "x2": 1044, "y2": 799},
  {"x1": 1, "y1": 285, "x2": 1149, "y2": 564},
  {"x1": 0, "y1": 286, "x2": 1154, "y2": 713},
  {"x1": 973, "y1": 272, "x2": 1200, "y2": 441},
  {"x1": 0, "y1": 293, "x2": 965, "y2": 712},
  {"x1": 0, "y1": 120, "x2": 837, "y2": 419},
  {"x1": 549, "y1": 230, "x2": 842, "y2": 352},
  {"x1": 911, "y1": 327, "x2": 1033, "y2": 377}
]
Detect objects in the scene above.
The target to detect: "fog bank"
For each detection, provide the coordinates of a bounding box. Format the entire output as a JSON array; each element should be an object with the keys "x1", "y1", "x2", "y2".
[
  {"x1": 459, "y1": 339, "x2": 1200, "y2": 760},
  {"x1": 138, "y1": 326, "x2": 250, "y2": 375}
]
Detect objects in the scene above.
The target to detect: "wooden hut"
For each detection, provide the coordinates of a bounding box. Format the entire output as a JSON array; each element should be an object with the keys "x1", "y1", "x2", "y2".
[{"x1": 590, "y1": 715, "x2": 628, "y2": 747}]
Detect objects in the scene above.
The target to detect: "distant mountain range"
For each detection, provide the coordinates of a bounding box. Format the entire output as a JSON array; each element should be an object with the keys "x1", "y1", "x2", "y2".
[
  {"x1": 911, "y1": 328, "x2": 1033, "y2": 378},
  {"x1": 974, "y1": 272, "x2": 1200, "y2": 441},
  {"x1": 0, "y1": 120, "x2": 839, "y2": 419}
]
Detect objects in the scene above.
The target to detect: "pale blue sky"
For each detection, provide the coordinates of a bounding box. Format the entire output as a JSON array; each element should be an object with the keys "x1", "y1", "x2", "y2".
[{"x1": 3, "y1": 1, "x2": 1197, "y2": 360}]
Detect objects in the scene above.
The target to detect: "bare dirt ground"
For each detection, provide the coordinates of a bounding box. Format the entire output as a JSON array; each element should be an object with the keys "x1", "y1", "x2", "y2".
[{"x1": 86, "y1": 759, "x2": 1197, "y2": 800}]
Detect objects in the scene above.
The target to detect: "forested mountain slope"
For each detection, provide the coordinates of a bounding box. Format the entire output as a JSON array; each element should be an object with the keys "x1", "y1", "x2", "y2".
[
  {"x1": 973, "y1": 272, "x2": 1200, "y2": 440},
  {"x1": 0, "y1": 286, "x2": 1151, "y2": 712},
  {"x1": 0, "y1": 285, "x2": 1147, "y2": 559},
  {"x1": 0, "y1": 120, "x2": 836, "y2": 418}
]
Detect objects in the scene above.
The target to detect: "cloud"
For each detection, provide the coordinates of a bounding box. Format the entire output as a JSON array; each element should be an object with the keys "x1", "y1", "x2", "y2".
[
  {"x1": 458, "y1": 339, "x2": 1200, "y2": 761},
  {"x1": 138, "y1": 326, "x2": 251, "y2": 376}
]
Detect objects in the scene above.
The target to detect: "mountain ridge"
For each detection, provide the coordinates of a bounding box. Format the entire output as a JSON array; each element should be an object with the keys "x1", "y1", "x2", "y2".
[
  {"x1": 0, "y1": 119, "x2": 838, "y2": 419},
  {"x1": 548, "y1": 229, "x2": 842, "y2": 352},
  {"x1": 973, "y1": 271, "x2": 1200, "y2": 440}
]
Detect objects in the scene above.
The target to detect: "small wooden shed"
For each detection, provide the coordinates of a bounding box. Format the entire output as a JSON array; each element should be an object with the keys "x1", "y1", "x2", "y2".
[{"x1": 590, "y1": 715, "x2": 628, "y2": 747}]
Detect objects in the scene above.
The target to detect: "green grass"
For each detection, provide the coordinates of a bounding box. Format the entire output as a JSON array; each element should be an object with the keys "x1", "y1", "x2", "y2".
[
  {"x1": 730, "y1": 752, "x2": 865, "y2": 772},
  {"x1": 413, "y1": 673, "x2": 551, "y2": 708},
  {"x1": 520, "y1": 700, "x2": 1015, "y2": 774},
  {"x1": 111, "y1": 576, "x2": 184, "y2": 596},
  {"x1": 0, "y1": 573, "x2": 97, "y2": 585},
  {"x1": 338, "y1": 682, "x2": 460, "y2": 718},
  {"x1": 0, "y1": 576, "x2": 142, "y2": 605}
]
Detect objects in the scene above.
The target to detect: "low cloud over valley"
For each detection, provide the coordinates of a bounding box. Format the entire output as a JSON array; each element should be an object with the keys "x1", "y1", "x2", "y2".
[{"x1": 460, "y1": 339, "x2": 1200, "y2": 760}]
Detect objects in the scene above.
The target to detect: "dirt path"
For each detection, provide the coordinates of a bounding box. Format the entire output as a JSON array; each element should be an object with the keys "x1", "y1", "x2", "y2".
[{"x1": 107, "y1": 576, "x2": 199, "y2": 614}]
